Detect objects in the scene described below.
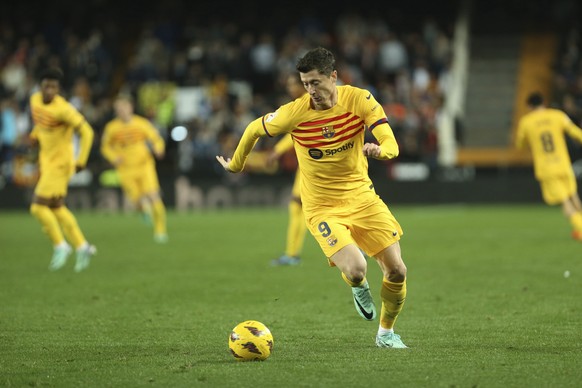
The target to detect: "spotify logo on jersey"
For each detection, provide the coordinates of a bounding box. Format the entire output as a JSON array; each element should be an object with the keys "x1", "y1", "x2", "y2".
[{"x1": 309, "y1": 149, "x2": 324, "y2": 159}]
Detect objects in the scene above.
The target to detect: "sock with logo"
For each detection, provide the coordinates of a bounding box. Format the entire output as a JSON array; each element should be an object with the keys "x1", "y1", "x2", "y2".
[
  {"x1": 52, "y1": 206, "x2": 86, "y2": 249},
  {"x1": 285, "y1": 200, "x2": 307, "y2": 257},
  {"x1": 380, "y1": 278, "x2": 407, "y2": 330},
  {"x1": 341, "y1": 271, "x2": 366, "y2": 287},
  {"x1": 30, "y1": 203, "x2": 65, "y2": 245}
]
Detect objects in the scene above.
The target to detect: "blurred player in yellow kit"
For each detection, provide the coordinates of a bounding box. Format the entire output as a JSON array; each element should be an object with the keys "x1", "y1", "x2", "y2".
[
  {"x1": 268, "y1": 74, "x2": 309, "y2": 266},
  {"x1": 28, "y1": 67, "x2": 97, "y2": 272},
  {"x1": 516, "y1": 92, "x2": 582, "y2": 240},
  {"x1": 101, "y1": 95, "x2": 168, "y2": 243},
  {"x1": 217, "y1": 47, "x2": 408, "y2": 348}
]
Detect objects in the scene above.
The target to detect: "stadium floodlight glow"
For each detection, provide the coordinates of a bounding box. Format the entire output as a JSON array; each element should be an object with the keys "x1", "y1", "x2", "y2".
[{"x1": 170, "y1": 126, "x2": 188, "y2": 142}]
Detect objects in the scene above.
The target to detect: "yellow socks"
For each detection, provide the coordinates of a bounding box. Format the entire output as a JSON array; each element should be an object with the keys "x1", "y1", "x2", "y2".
[
  {"x1": 380, "y1": 278, "x2": 407, "y2": 330},
  {"x1": 341, "y1": 272, "x2": 366, "y2": 287},
  {"x1": 52, "y1": 206, "x2": 86, "y2": 249},
  {"x1": 30, "y1": 204, "x2": 65, "y2": 245},
  {"x1": 285, "y1": 200, "x2": 306, "y2": 257},
  {"x1": 152, "y1": 198, "x2": 167, "y2": 236},
  {"x1": 569, "y1": 212, "x2": 582, "y2": 232}
]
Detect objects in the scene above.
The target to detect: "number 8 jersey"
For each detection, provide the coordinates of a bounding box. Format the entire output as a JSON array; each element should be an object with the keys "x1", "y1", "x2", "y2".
[{"x1": 516, "y1": 108, "x2": 582, "y2": 180}]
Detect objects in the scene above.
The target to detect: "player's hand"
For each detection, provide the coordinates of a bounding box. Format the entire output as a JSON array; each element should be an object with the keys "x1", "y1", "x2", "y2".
[
  {"x1": 363, "y1": 143, "x2": 381, "y2": 158},
  {"x1": 154, "y1": 151, "x2": 165, "y2": 160},
  {"x1": 216, "y1": 155, "x2": 234, "y2": 172},
  {"x1": 266, "y1": 150, "x2": 280, "y2": 167}
]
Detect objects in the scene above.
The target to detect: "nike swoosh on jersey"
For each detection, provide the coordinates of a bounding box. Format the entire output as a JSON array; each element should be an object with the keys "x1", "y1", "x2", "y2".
[
  {"x1": 366, "y1": 94, "x2": 371, "y2": 99},
  {"x1": 353, "y1": 295, "x2": 374, "y2": 320}
]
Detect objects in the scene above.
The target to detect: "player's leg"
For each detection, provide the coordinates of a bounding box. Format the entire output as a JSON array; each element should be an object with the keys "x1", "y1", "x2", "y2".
[
  {"x1": 144, "y1": 165, "x2": 167, "y2": 243},
  {"x1": 286, "y1": 197, "x2": 307, "y2": 257},
  {"x1": 51, "y1": 200, "x2": 96, "y2": 272},
  {"x1": 306, "y1": 212, "x2": 376, "y2": 320},
  {"x1": 30, "y1": 195, "x2": 70, "y2": 270},
  {"x1": 272, "y1": 197, "x2": 305, "y2": 266},
  {"x1": 119, "y1": 170, "x2": 151, "y2": 223},
  {"x1": 548, "y1": 176, "x2": 582, "y2": 240},
  {"x1": 350, "y1": 189, "x2": 407, "y2": 347},
  {"x1": 373, "y1": 242, "x2": 408, "y2": 348},
  {"x1": 564, "y1": 196, "x2": 582, "y2": 240},
  {"x1": 332, "y1": 244, "x2": 377, "y2": 321},
  {"x1": 149, "y1": 192, "x2": 168, "y2": 243},
  {"x1": 272, "y1": 171, "x2": 305, "y2": 266}
]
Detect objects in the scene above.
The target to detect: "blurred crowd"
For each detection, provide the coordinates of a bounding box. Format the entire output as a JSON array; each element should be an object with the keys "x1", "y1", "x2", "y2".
[{"x1": 4, "y1": 2, "x2": 578, "y2": 188}]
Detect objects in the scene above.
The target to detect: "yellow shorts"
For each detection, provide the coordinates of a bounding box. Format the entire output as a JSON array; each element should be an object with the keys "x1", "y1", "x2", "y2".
[
  {"x1": 305, "y1": 188, "x2": 403, "y2": 264},
  {"x1": 540, "y1": 175, "x2": 577, "y2": 205},
  {"x1": 34, "y1": 163, "x2": 75, "y2": 198},
  {"x1": 118, "y1": 164, "x2": 160, "y2": 202}
]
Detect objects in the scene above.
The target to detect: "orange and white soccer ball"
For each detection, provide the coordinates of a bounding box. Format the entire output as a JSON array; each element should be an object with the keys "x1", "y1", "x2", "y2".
[{"x1": 228, "y1": 320, "x2": 274, "y2": 361}]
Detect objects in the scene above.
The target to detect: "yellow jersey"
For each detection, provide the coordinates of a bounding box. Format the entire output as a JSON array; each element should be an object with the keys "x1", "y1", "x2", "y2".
[
  {"x1": 29, "y1": 92, "x2": 93, "y2": 172},
  {"x1": 101, "y1": 115, "x2": 165, "y2": 169},
  {"x1": 516, "y1": 108, "x2": 582, "y2": 180},
  {"x1": 230, "y1": 85, "x2": 399, "y2": 209}
]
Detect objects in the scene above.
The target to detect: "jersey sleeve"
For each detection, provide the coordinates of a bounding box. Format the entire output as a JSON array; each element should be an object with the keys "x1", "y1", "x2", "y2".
[
  {"x1": 563, "y1": 112, "x2": 582, "y2": 144},
  {"x1": 100, "y1": 123, "x2": 116, "y2": 164},
  {"x1": 515, "y1": 118, "x2": 528, "y2": 150},
  {"x1": 262, "y1": 102, "x2": 297, "y2": 137},
  {"x1": 229, "y1": 118, "x2": 266, "y2": 172},
  {"x1": 75, "y1": 120, "x2": 94, "y2": 167},
  {"x1": 142, "y1": 119, "x2": 165, "y2": 155},
  {"x1": 61, "y1": 102, "x2": 86, "y2": 129},
  {"x1": 359, "y1": 89, "x2": 399, "y2": 159}
]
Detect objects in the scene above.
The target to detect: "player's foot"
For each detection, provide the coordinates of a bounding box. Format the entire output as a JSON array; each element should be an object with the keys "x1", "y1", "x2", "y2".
[
  {"x1": 375, "y1": 332, "x2": 408, "y2": 348},
  {"x1": 572, "y1": 230, "x2": 582, "y2": 241},
  {"x1": 154, "y1": 234, "x2": 169, "y2": 244},
  {"x1": 75, "y1": 244, "x2": 96, "y2": 273},
  {"x1": 351, "y1": 281, "x2": 377, "y2": 321},
  {"x1": 270, "y1": 255, "x2": 300, "y2": 266},
  {"x1": 49, "y1": 244, "x2": 72, "y2": 271},
  {"x1": 141, "y1": 211, "x2": 152, "y2": 226}
]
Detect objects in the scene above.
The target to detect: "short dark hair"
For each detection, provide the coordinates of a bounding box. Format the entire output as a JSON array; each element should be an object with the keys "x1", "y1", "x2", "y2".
[
  {"x1": 526, "y1": 92, "x2": 544, "y2": 107},
  {"x1": 39, "y1": 67, "x2": 64, "y2": 83},
  {"x1": 296, "y1": 47, "x2": 336, "y2": 76}
]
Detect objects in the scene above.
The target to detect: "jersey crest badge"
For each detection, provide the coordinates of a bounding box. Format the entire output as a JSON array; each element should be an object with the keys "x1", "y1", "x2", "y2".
[{"x1": 322, "y1": 126, "x2": 335, "y2": 139}]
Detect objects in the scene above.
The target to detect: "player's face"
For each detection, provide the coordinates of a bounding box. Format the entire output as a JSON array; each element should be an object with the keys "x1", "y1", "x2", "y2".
[
  {"x1": 114, "y1": 99, "x2": 133, "y2": 121},
  {"x1": 40, "y1": 79, "x2": 60, "y2": 104},
  {"x1": 300, "y1": 69, "x2": 337, "y2": 110}
]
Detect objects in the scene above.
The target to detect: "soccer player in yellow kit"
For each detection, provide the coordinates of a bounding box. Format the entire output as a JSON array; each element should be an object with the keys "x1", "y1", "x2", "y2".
[
  {"x1": 217, "y1": 47, "x2": 408, "y2": 348},
  {"x1": 516, "y1": 92, "x2": 582, "y2": 240},
  {"x1": 101, "y1": 95, "x2": 168, "y2": 243},
  {"x1": 268, "y1": 74, "x2": 309, "y2": 266},
  {"x1": 29, "y1": 68, "x2": 96, "y2": 272}
]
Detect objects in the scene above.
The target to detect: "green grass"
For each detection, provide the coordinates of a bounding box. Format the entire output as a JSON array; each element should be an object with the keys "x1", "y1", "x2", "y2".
[{"x1": 1, "y1": 204, "x2": 581, "y2": 387}]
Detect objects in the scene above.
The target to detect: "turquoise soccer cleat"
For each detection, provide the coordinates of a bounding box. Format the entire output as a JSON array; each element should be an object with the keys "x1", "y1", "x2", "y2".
[
  {"x1": 74, "y1": 244, "x2": 96, "y2": 273},
  {"x1": 270, "y1": 255, "x2": 301, "y2": 266},
  {"x1": 351, "y1": 281, "x2": 377, "y2": 321},
  {"x1": 49, "y1": 244, "x2": 72, "y2": 271},
  {"x1": 375, "y1": 332, "x2": 408, "y2": 348}
]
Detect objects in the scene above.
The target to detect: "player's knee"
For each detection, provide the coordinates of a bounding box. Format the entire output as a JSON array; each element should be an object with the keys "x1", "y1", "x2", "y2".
[
  {"x1": 388, "y1": 263, "x2": 407, "y2": 283},
  {"x1": 30, "y1": 203, "x2": 41, "y2": 216},
  {"x1": 347, "y1": 267, "x2": 366, "y2": 284}
]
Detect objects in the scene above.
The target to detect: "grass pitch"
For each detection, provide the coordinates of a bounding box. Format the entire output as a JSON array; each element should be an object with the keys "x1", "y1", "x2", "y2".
[{"x1": 1, "y1": 204, "x2": 581, "y2": 387}]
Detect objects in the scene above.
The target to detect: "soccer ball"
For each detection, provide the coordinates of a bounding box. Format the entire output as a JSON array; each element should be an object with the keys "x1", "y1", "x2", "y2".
[{"x1": 228, "y1": 320, "x2": 274, "y2": 361}]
